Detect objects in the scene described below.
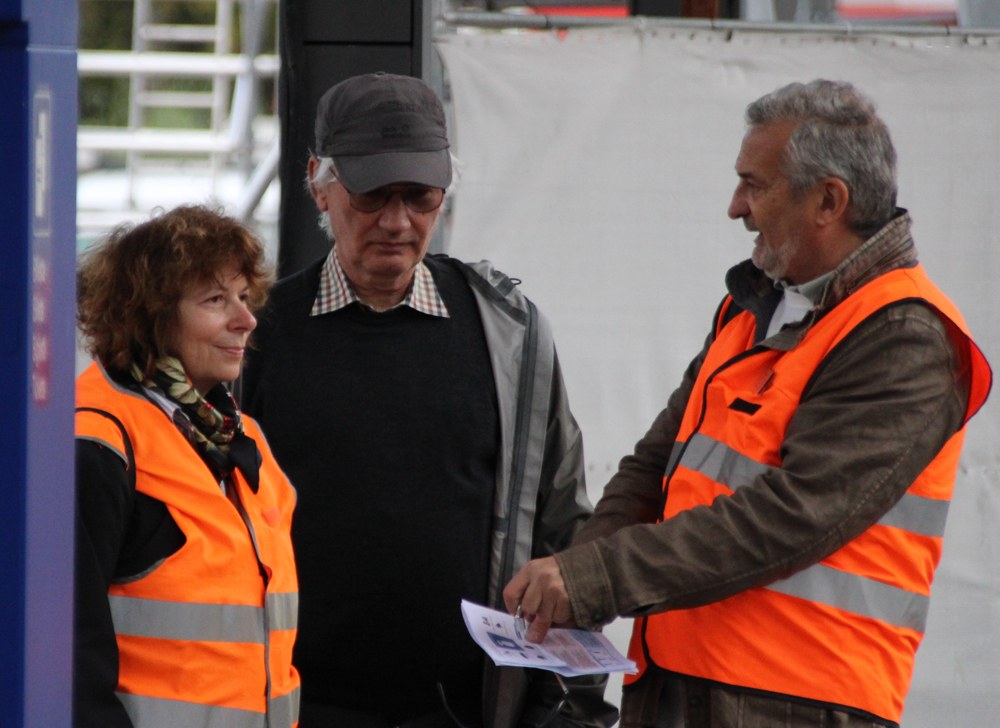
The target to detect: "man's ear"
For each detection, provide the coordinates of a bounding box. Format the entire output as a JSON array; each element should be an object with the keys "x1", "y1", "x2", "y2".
[
  {"x1": 306, "y1": 157, "x2": 329, "y2": 211},
  {"x1": 816, "y1": 177, "x2": 850, "y2": 227}
]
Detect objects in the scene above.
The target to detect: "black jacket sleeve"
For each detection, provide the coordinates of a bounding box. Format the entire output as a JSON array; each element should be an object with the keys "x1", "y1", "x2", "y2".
[
  {"x1": 74, "y1": 440, "x2": 134, "y2": 728},
  {"x1": 74, "y1": 437, "x2": 186, "y2": 728}
]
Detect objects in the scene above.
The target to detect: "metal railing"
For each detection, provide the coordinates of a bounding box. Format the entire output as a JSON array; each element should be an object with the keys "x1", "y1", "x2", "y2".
[
  {"x1": 440, "y1": 9, "x2": 1000, "y2": 36},
  {"x1": 77, "y1": 0, "x2": 281, "y2": 239},
  {"x1": 77, "y1": 51, "x2": 279, "y2": 154}
]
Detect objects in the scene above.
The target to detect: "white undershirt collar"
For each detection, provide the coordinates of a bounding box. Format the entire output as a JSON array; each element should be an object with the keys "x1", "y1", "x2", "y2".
[{"x1": 765, "y1": 271, "x2": 834, "y2": 340}]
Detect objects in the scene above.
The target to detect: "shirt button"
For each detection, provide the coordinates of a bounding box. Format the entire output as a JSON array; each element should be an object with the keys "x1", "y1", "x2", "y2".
[
  {"x1": 688, "y1": 695, "x2": 704, "y2": 708},
  {"x1": 591, "y1": 611, "x2": 605, "y2": 623}
]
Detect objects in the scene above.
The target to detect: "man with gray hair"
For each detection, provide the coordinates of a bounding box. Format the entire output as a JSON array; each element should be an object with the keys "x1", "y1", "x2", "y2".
[
  {"x1": 504, "y1": 80, "x2": 991, "y2": 728},
  {"x1": 241, "y1": 73, "x2": 612, "y2": 728}
]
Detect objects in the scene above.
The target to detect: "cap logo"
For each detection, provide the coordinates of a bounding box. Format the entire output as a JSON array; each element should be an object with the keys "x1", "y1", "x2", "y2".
[
  {"x1": 381, "y1": 124, "x2": 412, "y2": 140},
  {"x1": 315, "y1": 73, "x2": 452, "y2": 192}
]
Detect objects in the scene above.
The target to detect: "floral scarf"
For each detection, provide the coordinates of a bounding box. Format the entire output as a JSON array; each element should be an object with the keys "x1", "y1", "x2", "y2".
[{"x1": 130, "y1": 357, "x2": 260, "y2": 491}]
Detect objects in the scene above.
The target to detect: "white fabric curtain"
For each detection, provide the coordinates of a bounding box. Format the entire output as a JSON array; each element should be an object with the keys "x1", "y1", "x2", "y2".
[{"x1": 437, "y1": 27, "x2": 1000, "y2": 724}]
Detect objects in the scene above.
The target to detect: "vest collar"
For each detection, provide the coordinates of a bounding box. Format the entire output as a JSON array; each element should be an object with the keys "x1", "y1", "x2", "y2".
[{"x1": 726, "y1": 209, "x2": 918, "y2": 351}]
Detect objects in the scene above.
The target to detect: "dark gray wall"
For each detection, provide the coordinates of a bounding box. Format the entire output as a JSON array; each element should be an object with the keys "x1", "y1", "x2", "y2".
[
  {"x1": 277, "y1": 0, "x2": 426, "y2": 277},
  {"x1": 630, "y1": 0, "x2": 740, "y2": 18}
]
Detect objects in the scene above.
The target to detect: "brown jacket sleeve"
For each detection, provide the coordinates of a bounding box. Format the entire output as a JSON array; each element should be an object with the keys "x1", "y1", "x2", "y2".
[{"x1": 557, "y1": 301, "x2": 970, "y2": 629}]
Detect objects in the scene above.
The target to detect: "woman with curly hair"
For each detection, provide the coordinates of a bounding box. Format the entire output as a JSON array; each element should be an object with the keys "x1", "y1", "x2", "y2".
[{"x1": 74, "y1": 206, "x2": 300, "y2": 728}]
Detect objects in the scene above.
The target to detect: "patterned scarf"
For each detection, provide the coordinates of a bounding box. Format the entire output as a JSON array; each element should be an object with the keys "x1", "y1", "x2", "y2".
[{"x1": 130, "y1": 357, "x2": 260, "y2": 491}]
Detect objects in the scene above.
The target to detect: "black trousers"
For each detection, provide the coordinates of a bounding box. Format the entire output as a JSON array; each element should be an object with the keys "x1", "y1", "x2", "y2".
[{"x1": 299, "y1": 700, "x2": 458, "y2": 728}]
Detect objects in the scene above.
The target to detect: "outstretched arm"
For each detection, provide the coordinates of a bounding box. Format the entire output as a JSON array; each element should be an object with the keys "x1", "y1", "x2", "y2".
[
  {"x1": 514, "y1": 302, "x2": 969, "y2": 637},
  {"x1": 504, "y1": 331, "x2": 712, "y2": 641}
]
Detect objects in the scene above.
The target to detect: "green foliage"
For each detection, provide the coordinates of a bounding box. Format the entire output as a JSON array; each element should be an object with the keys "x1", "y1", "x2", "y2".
[
  {"x1": 146, "y1": 107, "x2": 212, "y2": 129},
  {"x1": 151, "y1": 0, "x2": 215, "y2": 25},
  {"x1": 78, "y1": 1, "x2": 278, "y2": 127},
  {"x1": 80, "y1": 76, "x2": 131, "y2": 126},
  {"x1": 79, "y1": 0, "x2": 133, "y2": 50}
]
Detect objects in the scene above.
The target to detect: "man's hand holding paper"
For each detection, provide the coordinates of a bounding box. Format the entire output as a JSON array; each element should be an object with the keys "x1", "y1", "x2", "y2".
[
  {"x1": 461, "y1": 601, "x2": 635, "y2": 678},
  {"x1": 502, "y1": 555, "x2": 574, "y2": 643}
]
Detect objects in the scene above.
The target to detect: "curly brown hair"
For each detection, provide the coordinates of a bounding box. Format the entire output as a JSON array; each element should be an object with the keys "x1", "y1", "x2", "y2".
[{"x1": 78, "y1": 205, "x2": 273, "y2": 380}]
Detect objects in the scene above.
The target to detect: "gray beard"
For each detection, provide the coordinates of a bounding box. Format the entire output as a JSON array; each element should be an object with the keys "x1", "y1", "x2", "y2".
[{"x1": 752, "y1": 237, "x2": 799, "y2": 281}]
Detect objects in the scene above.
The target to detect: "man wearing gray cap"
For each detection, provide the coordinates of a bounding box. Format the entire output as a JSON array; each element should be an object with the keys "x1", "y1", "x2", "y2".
[{"x1": 242, "y1": 73, "x2": 610, "y2": 728}]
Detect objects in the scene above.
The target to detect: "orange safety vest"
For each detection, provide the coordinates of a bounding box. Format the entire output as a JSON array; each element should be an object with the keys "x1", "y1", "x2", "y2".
[
  {"x1": 626, "y1": 265, "x2": 991, "y2": 723},
  {"x1": 76, "y1": 361, "x2": 301, "y2": 728}
]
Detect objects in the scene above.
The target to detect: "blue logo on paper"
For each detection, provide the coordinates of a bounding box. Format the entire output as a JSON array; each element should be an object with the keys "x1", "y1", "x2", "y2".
[{"x1": 487, "y1": 632, "x2": 523, "y2": 651}]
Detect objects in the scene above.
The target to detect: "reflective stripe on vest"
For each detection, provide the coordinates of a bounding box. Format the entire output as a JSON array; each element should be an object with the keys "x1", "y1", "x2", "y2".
[
  {"x1": 878, "y1": 493, "x2": 949, "y2": 538},
  {"x1": 635, "y1": 264, "x2": 992, "y2": 723},
  {"x1": 763, "y1": 563, "x2": 929, "y2": 633},
  {"x1": 266, "y1": 591, "x2": 299, "y2": 631},
  {"x1": 117, "y1": 686, "x2": 300, "y2": 728},
  {"x1": 670, "y1": 433, "x2": 949, "y2": 633},
  {"x1": 271, "y1": 687, "x2": 301, "y2": 728},
  {"x1": 675, "y1": 435, "x2": 952, "y2": 541},
  {"x1": 109, "y1": 592, "x2": 298, "y2": 643},
  {"x1": 673, "y1": 432, "x2": 770, "y2": 489}
]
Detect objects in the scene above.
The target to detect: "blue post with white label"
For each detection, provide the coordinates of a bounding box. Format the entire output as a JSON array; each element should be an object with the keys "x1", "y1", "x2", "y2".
[{"x1": 0, "y1": 0, "x2": 77, "y2": 726}]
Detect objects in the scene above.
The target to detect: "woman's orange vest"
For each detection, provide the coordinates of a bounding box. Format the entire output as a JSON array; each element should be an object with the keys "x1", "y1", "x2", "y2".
[
  {"x1": 76, "y1": 361, "x2": 301, "y2": 728},
  {"x1": 625, "y1": 265, "x2": 991, "y2": 723}
]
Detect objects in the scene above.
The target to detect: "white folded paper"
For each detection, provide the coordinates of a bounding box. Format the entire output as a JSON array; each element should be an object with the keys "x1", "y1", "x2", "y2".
[{"x1": 461, "y1": 600, "x2": 637, "y2": 677}]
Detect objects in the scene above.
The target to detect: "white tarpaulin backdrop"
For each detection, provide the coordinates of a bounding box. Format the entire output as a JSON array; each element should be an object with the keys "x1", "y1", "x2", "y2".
[{"x1": 437, "y1": 27, "x2": 1000, "y2": 725}]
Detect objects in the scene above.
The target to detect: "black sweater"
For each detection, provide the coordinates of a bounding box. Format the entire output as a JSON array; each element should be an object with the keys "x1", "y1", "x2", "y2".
[{"x1": 241, "y1": 256, "x2": 499, "y2": 725}]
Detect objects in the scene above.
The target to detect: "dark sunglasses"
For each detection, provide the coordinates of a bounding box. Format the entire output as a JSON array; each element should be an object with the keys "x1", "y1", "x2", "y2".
[{"x1": 347, "y1": 184, "x2": 445, "y2": 214}]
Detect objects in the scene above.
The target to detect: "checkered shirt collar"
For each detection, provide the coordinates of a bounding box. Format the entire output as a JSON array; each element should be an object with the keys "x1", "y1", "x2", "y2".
[{"x1": 310, "y1": 247, "x2": 450, "y2": 318}]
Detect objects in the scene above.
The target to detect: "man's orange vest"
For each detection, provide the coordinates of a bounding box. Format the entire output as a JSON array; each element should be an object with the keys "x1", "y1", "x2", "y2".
[
  {"x1": 625, "y1": 265, "x2": 991, "y2": 723},
  {"x1": 76, "y1": 361, "x2": 301, "y2": 728}
]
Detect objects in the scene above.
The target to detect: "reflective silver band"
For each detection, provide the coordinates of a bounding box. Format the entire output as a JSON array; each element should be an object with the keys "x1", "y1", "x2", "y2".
[
  {"x1": 676, "y1": 433, "x2": 770, "y2": 490},
  {"x1": 672, "y1": 434, "x2": 940, "y2": 632},
  {"x1": 117, "y1": 689, "x2": 301, "y2": 728},
  {"x1": 878, "y1": 492, "x2": 950, "y2": 538},
  {"x1": 118, "y1": 692, "x2": 266, "y2": 728},
  {"x1": 266, "y1": 591, "x2": 299, "y2": 631},
  {"x1": 665, "y1": 441, "x2": 683, "y2": 478},
  {"x1": 673, "y1": 437, "x2": 951, "y2": 539},
  {"x1": 764, "y1": 563, "x2": 929, "y2": 633},
  {"x1": 270, "y1": 686, "x2": 302, "y2": 728},
  {"x1": 110, "y1": 595, "x2": 266, "y2": 644}
]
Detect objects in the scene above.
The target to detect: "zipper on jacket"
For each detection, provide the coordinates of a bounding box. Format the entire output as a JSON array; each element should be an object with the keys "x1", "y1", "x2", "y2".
[{"x1": 496, "y1": 299, "x2": 539, "y2": 608}]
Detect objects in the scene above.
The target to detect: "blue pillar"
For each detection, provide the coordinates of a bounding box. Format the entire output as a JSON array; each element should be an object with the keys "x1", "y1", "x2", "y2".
[{"x1": 0, "y1": 0, "x2": 77, "y2": 726}]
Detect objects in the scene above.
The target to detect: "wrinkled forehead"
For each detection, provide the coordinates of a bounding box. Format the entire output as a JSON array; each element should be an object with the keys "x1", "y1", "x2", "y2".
[{"x1": 737, "y1": 122, "x2": 798, "y2": 172}]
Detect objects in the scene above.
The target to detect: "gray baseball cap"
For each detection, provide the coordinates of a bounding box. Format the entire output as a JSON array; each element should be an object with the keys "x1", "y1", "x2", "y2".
[{"x1": 314, "y1": 72, "x2": 452, "y2": 194}]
